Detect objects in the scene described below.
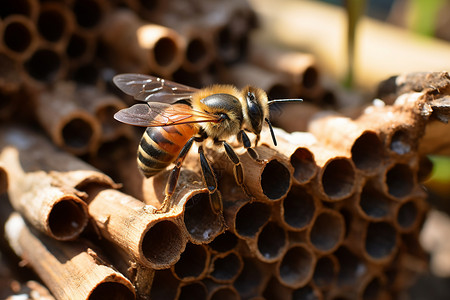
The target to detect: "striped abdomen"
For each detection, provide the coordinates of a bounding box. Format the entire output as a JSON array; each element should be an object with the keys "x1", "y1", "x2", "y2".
[{"x1": 137, "y1": 123, "x2": 198, "y2": 177}]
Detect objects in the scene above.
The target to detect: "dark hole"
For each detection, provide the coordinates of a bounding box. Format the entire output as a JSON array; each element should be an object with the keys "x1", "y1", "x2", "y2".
[
  {"x1": 62, "y1": 118, "x2": 94, "y2": 149},
  {"x1": 38, "y1": 9, "x2": 66, "y2": 42},
  {"x1": 24, "y1": 49, "x2": 61, "y2": 81},
  {"x1": 48, "y1": 199, "x2": 87, "y2": 240},
  {"x1": 154, "y1": 37, "x2": 177, "y2": 67},
  {"x1": 4, "y1": 21, "x2": 32, "y2": 53},
  {"x1": 88, "y1": 282, "x2": 134, "y2": 300},
  {"x1": 236, "y1": 202, "x2": 270, "y2": 237},
  {"x1": 257, "y1": 222, "x2": 286, "y2": 260},
  {"x1": 261, "y1": 160, "x2": 291, "y2": 200},
  {"x1": 73, "y1": 0, "x2": 101, "y2": 28},
  {"x1": 365, "y1": 222, "x2": 397, "y2": 260},
  {"x1": 142, "y1": 221, "x2": 183, "y2": 266},
  {"x1": 351, "y1": 131, "x2": 383, "y2": 171}
]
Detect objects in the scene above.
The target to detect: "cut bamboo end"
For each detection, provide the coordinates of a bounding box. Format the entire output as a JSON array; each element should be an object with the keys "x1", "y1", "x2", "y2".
[
  {"x1": 0, "y1": 54, "x2": 23, "y2": 93},
  {"x1": 276, "y1": 243, "x2": 316, "y2": 289},
  {"x1": 364, "y1": 221, "x2": 398, "y2": 263},
  {"x1": 5, "y1": 213, "x2": 135, "y2": 300},
  {"x1": 65, "y1": 31, "x2": 97, "y2": 65},
  {"x1": 72, "y1": 0, "x2": 108, "y2": 33},
  {"x1": 172, "y1": 242, "x2": 210, "y2": 282},
  {"x1": 263, "y1": 276, "x2": 293, "y2": 300},
  {"x1": 37, "y1": 2, "x2": 75, "y2": 48},
  {"x1": 208, "y1": 231, "x2": 239, "y2": 254},
  {"x1": 149, "y1": 269, "x2": 180, "y2": 300},
  {"x1": 254, "y1": 221, "x2": 288, "y2": 263},
  {"x1": 0, "y1": 0, "x2": 39, "y2": 21},
  {"x1": 308, "y1": 209, "x2": 345, "y2": 254},
  {"x1": 394, "y1": 197, "x2": 425, "y2": 233},
  {"x1": 1, "y1": 14, "x2": 38, "y2": 60},
  {"x1": 312, "y1": 254, "x2": 339, "y2": 290},
  {"x1": 233, "y1": 256, "x2": 272, "y2": 298},
  {"x1": 177, "y1": 281, "x2": 207, "y2": 300},
  {"x1": 24, "y1": 46, "x2": 67, "y2": 84},
  {"x1": 281, "y1": 184, "x2": 317, "y2": 231},
  {"x1": 207, "y1": 284, "x2": 240, "y2": 300},
  {"x1": 292, "y1": 284, "x2": 324, "y2": 300},
  {"x1": 87, "y1": 188, "x2": 187, "y2": 269},
  {"x1": 208, "y1": 250, "x2": 243, "y2": 284},
  {"x1": 230, "y1": 200, "x2": 271, "y2": 239},
  {"x1": 382, "y1": 162, "x2": 416, "y2": 201}
]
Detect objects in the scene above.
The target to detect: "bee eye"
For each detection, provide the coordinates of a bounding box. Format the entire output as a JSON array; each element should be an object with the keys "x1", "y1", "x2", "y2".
[
  {"x1": 218, "y1": 113, "x2": 229, "y2": 120},
  {"x1": 247, "y1": 91, "x2": 255, "y2": 101}
]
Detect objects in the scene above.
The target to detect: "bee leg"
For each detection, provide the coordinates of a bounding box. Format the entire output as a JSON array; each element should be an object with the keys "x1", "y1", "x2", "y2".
[
  {"x1": 198, "y1": 145, "x2": 223, "y2": 214},
  {"x1": 239, "y1": 130, "x2": 264, "y2": 163},
  {"x1": 221, "y1": 141, "x2": 252, "y2": 198},
  {"x1": 158, "y1": 136, "x2": 195, "y2": 213}
]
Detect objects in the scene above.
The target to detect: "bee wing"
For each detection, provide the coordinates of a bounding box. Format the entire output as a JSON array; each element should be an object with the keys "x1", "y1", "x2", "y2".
[
  {"x1": 113, "y1": 73, "x2": 198, "y2": 103},
  {"x1": 114, "y1": 103, "x2": 222, "y2": 127}
]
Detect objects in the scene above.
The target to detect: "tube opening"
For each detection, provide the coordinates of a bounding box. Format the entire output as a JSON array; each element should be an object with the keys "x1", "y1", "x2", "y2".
[
  {"x1": 4, "y1": 21, "x2": 32, "y2": 53},
  {"x1": 390, "y1": 128, "x2": 412, "y2": 155},
  {"x1": 290, "y1": 147, "x2": 316, "y2": 184},
  {"x1": 48, "y1": 198, "x2": 88, "y2": 240},
  {"x1": 385, "y1": 163, "x2": 414, "y2": 198},
  {"x1": 142, "y1": 220, "x2": 184, "y2": 267},
  {"x1": 178, "y1": 282, "x2": 206, "y2": 300},
  {"x1": 261, "y1": 160, "x2": 291, "y2": 200},
  {"x1": 283, "y1": 186, "x2": 315, "y2": 230},
  {"x1": 186, "y1": 38, "x2": 207, "y2": 64},
  {"x1": 278, "y1": 245, "x2": 314, "y2": 288},
  {"x1": 233, "y1": 258, "x2": 264, "y2": 297},
  {"x1": 235, "y1": 201, "x2": 271, "y2": 238},
  {"x1": 25, "y1": 48, "x2": 62, "y2": 81},
  {"x1": 365, "y1": 221, "x2": 397, "y2": 260},
  {"x1": 321, "y1": 158, "x2": 355, "y2": 200},
  {"x1": 360, "y1": 183, "x2": 390, "y2": 219},
  {"x1": 335, "y1": 246, "x2": 366, "y2": 286},
  {"x1": 73, "y1": 0, "x2": 102, "y2": 29},
  {"x1": 38, "y1": 9, "x2": 66, "y2": 42},
  {"x1": 0, "y1": 0, "x2": 32, "y2": 18},
  {"x1": 396, "y1": 200, "x2": 418, "y2": 230},
  {"x1": 302, "y1": 66, "x2": 319, "y2": 89},
  {"x1": 88, "y1": 281, "x2": 135, "y2": 300},
  {"x1": 173, "y1": 243, "x2": 207, "y2": 280},
  {"x1": 309, "y1": 211, "x2": 344, "y2": 253},
  {"x1": 66, "y1": 33, "x2": 88, "y2": 59},
  {"x1": 351, "y1": 131, "x2": 383, "y2": 171},
  {"x1": 154, "y1": 37, "x2": 177, "y2": 67},
  {"x1": 211, "y1": 252, "x2": 242, "y2": 282},
  {"x1": 267, "y1": 83, "x2": 291, "y2": 100},
  {"x1": 209, "y1": 231, "x2": 238, "y2": 253},
  {"x1": 313, "y1": 255, "x2": 337, "y2": 288},
  {"x1": 292, "y1": 284, "x2": 321, "y2": 300},
  {"x1": 61, "y1": 117, "x2": 94, "y2": 150},
  {"x1": 210, "y1": 287, "x2": 239, "y2": 300},
  {"x1": 257, "y1": 221, "x2": 287, "y2": 261},
  {"x1": 184, "y1": 192, "x2": 223, "y2": 242},
  {"x1": 150, "y1": 270, "x2": 179, "y2": 300},
  {"x1": 362, "y1": 277, "x2": 382, "y2": 300},
  {"x1": 96, "y1": 104, "x2": 122, "y2": 137}
]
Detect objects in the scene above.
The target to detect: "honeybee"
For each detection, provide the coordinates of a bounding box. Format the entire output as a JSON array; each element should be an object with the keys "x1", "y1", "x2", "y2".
[{"x1": 113, "y1": 74, "x2": 301, "y2": 215}]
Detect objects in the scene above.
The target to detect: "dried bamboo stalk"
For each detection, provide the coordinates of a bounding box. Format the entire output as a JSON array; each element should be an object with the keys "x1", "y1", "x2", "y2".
[
  {"x1": 87, "y1": 187, "x2": 187, "y2": 269},
  {"x1": 0, "y1": 146, "x2": 89, "y2": 241},
  {"x1": 5, "y1": 213, "x2": 136, "y2": 300},
  {"x1": 35, "y1": 82, "x2": 101, "y2": 155},
  {"x1": 1, "y1": 15, "x2": 38, "y2": 60},
  {"x1": 101, "y1": 9, "x2": 184, "y2": 76},
  {"x1": 220, "y1": 63, "x2": 294, "y2": 100},
  {"x1": 23, "y1": 44, "x2": 67, "y2": 85},
  {"x1": 275, "y1": 242, "x2": 316, "y2": 289},
  {"x1": 171, "y1": 242, "x2": 210, "y2": 282},
  {"x1": 37, "y1": 2, "x2": 75, "y2": 50},
  {"x1": 308, "y1": 114, "x2": 385, "y2": 175},
  {"x1": 249, "y1": 34, "x2": 322, "y2": 99}
]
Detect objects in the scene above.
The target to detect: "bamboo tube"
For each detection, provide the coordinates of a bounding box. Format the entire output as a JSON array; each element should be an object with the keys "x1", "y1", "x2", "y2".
[
  {"x1": 0, "y1": 52, "x2": 23, "y2": 93},
  {"x1": 35, "y1": 82, "x2": 101, "y2": 155},
  {"x1": 394, "y1": 196, "x2": 427, "y2": 233},
  {"x1": 1, "y1": 15, "x2": 38, "y2": 60},
  {"x1": 24, "y1": 45, "x2": 67, "y2": 85},
  {"x1": 307, "y1": 209, "x2": 345, "y2": 254},
  {"x1": 208, "y1": 250, "x2": 243, "y2": 284},
  {"x1": 263, "y1": 276, "x2": 293, "y2": 300},
  {"x1": 150, "y1": 269, "x2": 180, "y2": 300},
  {"x1": 280, "y1": 184, "x2": 319, "y2": 231},
  {"x1": 0, "y1": 163, "x2": 7, "y2": 194},
  {"x1": 357, "y1": 180, "x2": 393, "y2": 221},
  {"x1": 381, "y1": 162, "x2": 416, "y2": 201},
  {"x1": 292, "y1": 283, "x2": 324, "y2": 300},
  {"x1": 37, "y1": 2, "x2": 75, "y2": 49},
  {"x1": 333, "y1": 246, "x2": 366, "y2": 287},
  {"x1": 171, "y1": 242, "x2": 210, "y2": 282},
  {"x1": 276, "y1": 243, "x2": 316, "y2": 289},
  {"x1": 251, "y1": 0, "x2": 450, "y2": 90},
  {"x1": 220, "y1": 63, "x2": 294, "y2": 100},
  {"x1": 87, "y1": 187, "x2": 187, "y2": 269},
  {"x1": 0, "y1": 143, "x2": 89, "y2": 241},
  {"x1": 312, "y1": 254, "x2": 339, "y2": 290},
  {"x1": 212, "y1": 145, "x2": 293, "y2": 203},
  {"x1": 4, "y1": 213, "x2": 135, "y2": 300},
  {"x1": 233, "y1": 256, "x2": 272, "y2": 299},
  {"x1": 71, "y1": 0, "x2": 109, "y2": 33},
  {"x1": 363, "y1": 220, "x2": 398, "y2": 264},
  {"x1": 357, "y1": 273, "x2": 387, "y2": 300},
  {"x1": 101, "y1": 9, "x2": 184, "y2": 76},
  {"x1": 208, "y1": 231, "x2": 238, "y2": 254},
  {"x1": 308, "y1": 114, "x2": 385, "y2": 175},
  {"x1": 177, "y1": 281, "x2": 207, "y2": 300},
  {"x1": 260, "y1": 129, "x2": 318, "y2": 185},
  {"x1": 0, "y1": 0, "x2": 39, "y2": 21},
  {"x1": 65, "y1": 31, "x2": 97, "y2": 66},
  {"x1": 252, "y1": 221, "x2": 288, "y2": 263},
  {"x1": 206, "y1": 283, "x2": 239, "y2": 300},
  {"x1": 249, "y1": 34, "x2": 322, "y2": 99}
]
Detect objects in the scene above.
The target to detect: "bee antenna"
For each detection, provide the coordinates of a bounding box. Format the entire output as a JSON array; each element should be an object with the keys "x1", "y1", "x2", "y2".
[
  {"x1": 265, "y1": 118, "x2": 277, "y2": 146},
  {"x1": 268, "y1": 98, "x2": 303, "y2": 105}
]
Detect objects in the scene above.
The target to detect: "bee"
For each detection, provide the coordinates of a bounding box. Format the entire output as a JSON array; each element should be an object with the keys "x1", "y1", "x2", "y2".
[{"x1": 113, "y1": 74, "x2": 301, "y2": 215}]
